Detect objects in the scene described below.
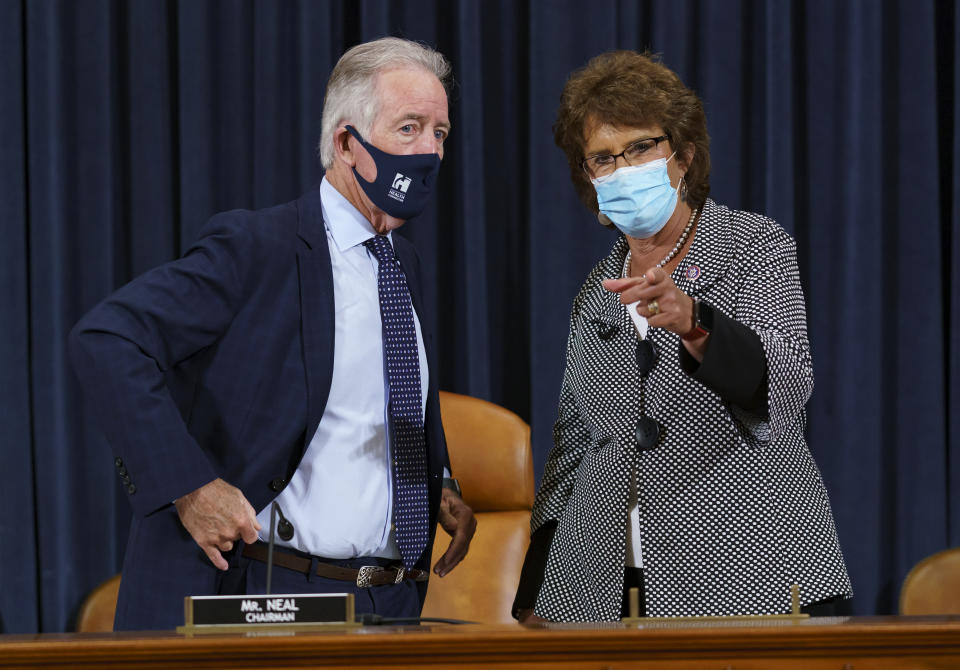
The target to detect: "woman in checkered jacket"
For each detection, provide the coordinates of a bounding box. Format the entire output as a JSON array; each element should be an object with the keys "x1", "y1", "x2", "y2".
[{"x1": 513, "y1": 50, "x2": 851, "y2": 622}]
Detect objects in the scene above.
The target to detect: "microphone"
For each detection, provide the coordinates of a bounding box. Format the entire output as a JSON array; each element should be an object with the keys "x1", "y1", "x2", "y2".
[
  {"x1": 276, "y1": 504, "x2": 295, "y2": 541},
  {"x1": 356, "y1": 613, "x2": 476, "y2": 625},
  {"x1": 266, "y1": 501, "x2": 295, "y2": 595}
]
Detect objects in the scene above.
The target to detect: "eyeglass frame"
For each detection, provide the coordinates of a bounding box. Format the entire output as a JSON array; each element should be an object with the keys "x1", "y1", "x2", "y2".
[{"x1": 580, "y1": 134, "x2": 671, "y2": 179}]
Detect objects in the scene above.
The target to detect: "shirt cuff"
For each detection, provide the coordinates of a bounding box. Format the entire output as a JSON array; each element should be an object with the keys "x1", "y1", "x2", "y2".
[{"x1": 679, "y1": 308, "x2": 769, "y2": 413}]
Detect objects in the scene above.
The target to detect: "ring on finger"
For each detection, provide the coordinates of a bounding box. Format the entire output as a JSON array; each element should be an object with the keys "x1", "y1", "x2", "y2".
[{"x1": 648, "y1": 299, "x2": 660, "y2": 315}]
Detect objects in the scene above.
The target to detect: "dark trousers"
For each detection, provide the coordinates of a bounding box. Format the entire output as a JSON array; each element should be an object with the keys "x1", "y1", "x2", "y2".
[
  {"x1": 620, "y1": 567, "x2": 853, "y2": 618},
  {"x1": 620, "y1": 567, "x2": 646, "y2": 618},
  {"x1": 221, "y1": 543, "x2": 421, "y2": 619}
]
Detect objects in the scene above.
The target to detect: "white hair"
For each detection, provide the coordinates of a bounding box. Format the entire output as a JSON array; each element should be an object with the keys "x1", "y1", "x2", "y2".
[{"x1": 318, "y1": 37, "x2": 452, "y2": 169}]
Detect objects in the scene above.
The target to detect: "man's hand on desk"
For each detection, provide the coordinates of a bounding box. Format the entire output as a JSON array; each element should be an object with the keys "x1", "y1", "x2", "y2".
[
  {"x1": 432, "y1": 486, "x2": 477, "y2": 577},
  {"x1": 175, "y1": 477, "x2": 261, "y2": 571}
]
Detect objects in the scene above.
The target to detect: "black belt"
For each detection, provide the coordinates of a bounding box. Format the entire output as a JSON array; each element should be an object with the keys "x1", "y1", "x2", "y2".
[{"x1": 242, "y1": 543, "x2": 428, "y2": 588}]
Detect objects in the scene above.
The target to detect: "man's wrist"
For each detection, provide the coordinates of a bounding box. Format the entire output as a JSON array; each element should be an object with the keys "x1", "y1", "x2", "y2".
[{"x1": 442, "y1": 477, "x2": 462, "y2": 497}]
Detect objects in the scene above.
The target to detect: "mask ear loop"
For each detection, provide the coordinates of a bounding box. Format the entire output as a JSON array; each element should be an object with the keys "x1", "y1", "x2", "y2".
[
  {"x1": 668, "y1": 147, "x2": 686, "y2": 202},
  {"x1": 343, "y1": 125, "x2": 376, "y2": 182},
  {"x1": 668, "y1": 152, "x2": 687, "y2": 202}
]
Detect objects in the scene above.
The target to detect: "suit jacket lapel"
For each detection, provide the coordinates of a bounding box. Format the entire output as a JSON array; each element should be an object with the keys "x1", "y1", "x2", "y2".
[
  {"x1": 393, "y1": 238, "x2": 431, "y2": 344},
  {"x1": 296, "y1": 189, "x2": 336, "y2": 443}
]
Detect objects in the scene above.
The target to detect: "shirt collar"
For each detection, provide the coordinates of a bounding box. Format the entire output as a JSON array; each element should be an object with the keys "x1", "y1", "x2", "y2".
[{"x1": 320, "y1": 177, "x2": 390, "y2": 252}]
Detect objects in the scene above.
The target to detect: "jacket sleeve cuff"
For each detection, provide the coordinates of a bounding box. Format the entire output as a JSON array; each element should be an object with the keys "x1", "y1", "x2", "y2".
[
  {"x1": 679, "y1": 308, "x2": 769, "y2": 413},
  {"x1": 512, "y1": 520, "x2": 557, "y2": 618}
]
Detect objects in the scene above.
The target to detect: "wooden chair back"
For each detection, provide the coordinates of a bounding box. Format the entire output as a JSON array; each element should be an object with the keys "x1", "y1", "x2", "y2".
[
  {"x1": 900, "y1": 547, "x2": 960, "y2": 615},
  {"x1": 421, "y1": 390, "x2": 534, "y2": 623}
]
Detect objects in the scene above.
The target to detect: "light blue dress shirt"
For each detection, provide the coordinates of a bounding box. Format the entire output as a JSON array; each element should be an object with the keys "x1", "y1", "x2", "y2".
[{"x1": 254, "y1": 177, "x2": 428, "y2": 560}]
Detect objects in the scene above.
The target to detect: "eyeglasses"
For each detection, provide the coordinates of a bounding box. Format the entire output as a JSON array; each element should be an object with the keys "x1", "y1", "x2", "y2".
[{"x1": 581, "y1": 135, "x2": 670, "y2": 179}]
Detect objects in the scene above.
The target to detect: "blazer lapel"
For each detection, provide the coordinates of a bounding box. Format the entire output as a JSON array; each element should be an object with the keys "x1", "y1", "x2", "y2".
[
  {"x1": 583, "y1": 236, "x2": 631, "y2": 343},
  {"x1": 295, "y1": 189, "x2": 336, "y2": 442},
  {"x1": 392, "y1": 238, "x2": 431, "y2": 343},
  {"x1": 673, "y1": 198, "x2": 734, "y2": 297}
]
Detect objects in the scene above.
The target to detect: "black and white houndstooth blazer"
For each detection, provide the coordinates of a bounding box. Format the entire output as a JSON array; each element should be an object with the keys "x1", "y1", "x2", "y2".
[{"x1": 531, "y1": 198, "x2": 852, "y2": 621}]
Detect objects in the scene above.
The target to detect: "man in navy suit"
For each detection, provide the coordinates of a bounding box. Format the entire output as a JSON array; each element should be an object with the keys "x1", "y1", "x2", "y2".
[{"x1": 70, "y1": 37, "x2": 476, "y2": 631}]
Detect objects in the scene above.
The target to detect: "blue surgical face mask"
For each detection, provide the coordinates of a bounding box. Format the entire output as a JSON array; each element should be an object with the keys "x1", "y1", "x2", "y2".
[
  {"x1": 591, "y1": 153, "x2": 680, "y2": 238},
  {"x1": 346, "y1": 125, "x2": 441, "y2": 220}
]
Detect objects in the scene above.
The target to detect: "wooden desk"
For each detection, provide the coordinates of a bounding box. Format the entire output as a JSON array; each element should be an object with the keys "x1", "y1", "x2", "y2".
[{"x1": 2, "y1": 616, "x2": 959, "y2": 669}]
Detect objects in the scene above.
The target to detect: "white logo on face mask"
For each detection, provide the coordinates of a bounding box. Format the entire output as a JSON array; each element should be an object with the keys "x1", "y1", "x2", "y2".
[{"x1": 390, "y1": 173, "x2": 412, "y2": 200}]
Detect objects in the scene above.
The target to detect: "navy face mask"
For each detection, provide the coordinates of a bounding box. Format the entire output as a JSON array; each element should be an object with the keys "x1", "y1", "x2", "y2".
[{"x1": 346, "y1": 125, "x2": 441, "y2": 220}]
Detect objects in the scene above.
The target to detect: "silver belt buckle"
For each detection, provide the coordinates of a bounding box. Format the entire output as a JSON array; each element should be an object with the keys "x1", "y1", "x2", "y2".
[{"x1": 356, "y1": 565, "x2": 384, "y2": 588}]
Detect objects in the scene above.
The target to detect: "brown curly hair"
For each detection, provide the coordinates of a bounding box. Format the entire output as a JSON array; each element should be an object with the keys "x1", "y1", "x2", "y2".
[{"x1": 553, "y1": 51, "x2": 711, "y2": 216}]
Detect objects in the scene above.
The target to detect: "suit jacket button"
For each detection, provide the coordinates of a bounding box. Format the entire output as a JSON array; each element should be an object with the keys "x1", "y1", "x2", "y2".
[
  {"x1": 635, "y1": 415, "x2": 661, "y2": 451},
  {"x1": 118, "y1": 466, "x2": 128, "y2": 476},
  {"x1": 127, "y1": 484, "x2": 137, "y2": 495},
  {"x1": 269, "y1": 477, "x2": 287, "y2": 492},
  {"x1": 115, "y1": 457, "x2": 123, "y2": 468}
]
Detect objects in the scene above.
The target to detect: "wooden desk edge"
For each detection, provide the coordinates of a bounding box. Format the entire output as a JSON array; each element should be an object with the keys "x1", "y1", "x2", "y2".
[{"x1": 2, "y1": 616, "x2": 959, "y2": 668}]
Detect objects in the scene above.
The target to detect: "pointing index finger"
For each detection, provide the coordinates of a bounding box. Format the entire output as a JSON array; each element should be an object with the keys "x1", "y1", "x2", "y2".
[
  {"x1": 639, "y1": 266, "x2": 666, "y2": 284},
  {"x1": 603, "y1": 276, "x2": 645, "y2": 293}
]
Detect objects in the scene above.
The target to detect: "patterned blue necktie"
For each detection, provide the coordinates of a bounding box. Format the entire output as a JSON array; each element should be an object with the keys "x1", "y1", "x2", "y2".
[{"x1": 364, "y1": 235, "x2": 430, "y2": 568}]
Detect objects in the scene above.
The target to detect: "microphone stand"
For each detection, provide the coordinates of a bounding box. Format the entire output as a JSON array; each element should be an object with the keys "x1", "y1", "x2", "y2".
[
  {"x1": 265, "y1": 501, "x2": 295, "y2": 596},
  {"x1": 266, "y1": 502, "x2": 278, "y2": 596}
]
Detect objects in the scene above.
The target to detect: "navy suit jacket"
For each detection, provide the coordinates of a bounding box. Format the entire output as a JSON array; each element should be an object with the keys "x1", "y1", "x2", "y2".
[{"x1": 69, "y1": 188, "x2": 449, "y2": 630}]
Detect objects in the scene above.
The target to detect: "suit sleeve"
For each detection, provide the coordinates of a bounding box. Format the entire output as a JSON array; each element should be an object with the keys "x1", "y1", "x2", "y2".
[
  {"x1": 679, "y1": 310, "x2": 769, "y2": 413},
  {"x1": 514, "y1": 312, "x2": 594, "y2": 615},
  {"x1": 529, "y1": 374, "x2": 593, "y2": 532},
  {"x1": 699, "y1": 227, "x2": 812, "y2": 446},
  {"x1": 69, "y1": 213, "x2": 260, "y2": 517}
]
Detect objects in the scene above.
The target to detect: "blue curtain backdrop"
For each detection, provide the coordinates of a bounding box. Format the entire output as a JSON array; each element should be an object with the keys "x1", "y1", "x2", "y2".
[{"x1": 1, "y1": 0, "x2": 957, "y2": 632}]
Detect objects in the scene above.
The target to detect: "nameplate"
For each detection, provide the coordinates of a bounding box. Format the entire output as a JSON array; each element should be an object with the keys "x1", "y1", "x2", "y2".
[{"x1": 177, "y1": 593, "x2": 358, "y2": 634}]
